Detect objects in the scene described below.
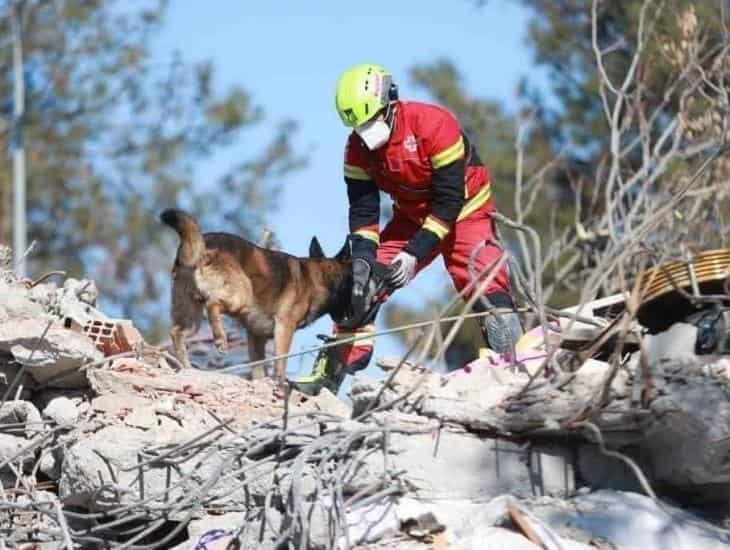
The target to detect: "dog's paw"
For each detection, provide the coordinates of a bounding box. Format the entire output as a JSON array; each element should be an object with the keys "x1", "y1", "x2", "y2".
[{"x1": 214, "y1": 339, "x2": 228, "y2": 355}]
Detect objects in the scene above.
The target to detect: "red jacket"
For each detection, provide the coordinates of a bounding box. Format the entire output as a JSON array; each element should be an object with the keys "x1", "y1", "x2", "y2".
[{"x1": 343, "y1": 101, "x2": 493, "y2": 260}]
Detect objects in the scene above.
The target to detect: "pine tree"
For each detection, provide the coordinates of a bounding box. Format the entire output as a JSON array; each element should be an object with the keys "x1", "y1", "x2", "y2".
[{"x1": 0, "y1": 1, "x2": 305, "y2": 339}]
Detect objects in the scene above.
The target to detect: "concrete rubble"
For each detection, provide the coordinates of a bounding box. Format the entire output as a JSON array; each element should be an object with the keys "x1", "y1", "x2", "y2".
[{"x1": 1, "y1": 250, "x2": 730, "y2": 549}]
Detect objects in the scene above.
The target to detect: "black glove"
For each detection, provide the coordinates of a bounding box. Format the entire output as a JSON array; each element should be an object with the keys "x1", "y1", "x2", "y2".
[
  {"x1": 346, "y1": 257, "x2": 372, "y2": 327},
  {"x1": 351, "y1": 234, "x2": 377, "y2": 263},
  {"x1": 341, "y1": 258, "x2": 395, "y2": 329}
]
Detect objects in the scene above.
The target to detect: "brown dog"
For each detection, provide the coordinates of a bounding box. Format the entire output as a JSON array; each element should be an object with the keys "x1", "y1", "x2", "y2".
[{"x1": 160, "y1": 209, "x2": 351, "y2": 393}]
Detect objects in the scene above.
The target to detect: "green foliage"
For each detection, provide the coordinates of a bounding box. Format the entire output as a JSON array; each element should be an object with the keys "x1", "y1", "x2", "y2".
[
  {"x1": 0, "y1": 0, "x2": 306, "y2": 340},
  {"x1": 522, "y1": 0, "x2": 727, "y2": 157}
]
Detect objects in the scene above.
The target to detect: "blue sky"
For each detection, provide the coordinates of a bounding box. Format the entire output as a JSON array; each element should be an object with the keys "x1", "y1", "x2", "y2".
[{"x1": 151, "y1": 0, "x2": 544, "y2": 380}]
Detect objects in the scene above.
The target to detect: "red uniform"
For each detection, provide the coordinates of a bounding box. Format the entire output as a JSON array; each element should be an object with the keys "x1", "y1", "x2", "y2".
[
  {"x1": 345, "y1": 100, "x2": 509, "y2": 293},
  {"x1": 335, "y1": 100, "x2": 511, "y2": 369}
]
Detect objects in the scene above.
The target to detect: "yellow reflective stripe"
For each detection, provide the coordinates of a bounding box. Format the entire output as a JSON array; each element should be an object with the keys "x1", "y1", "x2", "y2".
[
  {"x1": 423, "y1": 215, "x2": 451, "y2": 239},
  {"x1": 344, "y1": 164, "x2": 371, "y2": 181},
  {"x1": 430, "y1": 136, "x2": 465, "y2": 169},
  {"x1": 457, "y1": 182, "x2": 491, "y2": 221},
  {"x1": 295, "y1": 354, "x2": 329, "y2": 382},
  {"x1": 354, "y1": 228, "x2": 380, "y2": 244}
]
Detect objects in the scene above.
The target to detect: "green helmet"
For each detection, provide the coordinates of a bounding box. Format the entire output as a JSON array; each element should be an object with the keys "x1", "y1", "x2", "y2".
[{"x1": 335, "y1": 64, "x2": 393, "y2": 127}]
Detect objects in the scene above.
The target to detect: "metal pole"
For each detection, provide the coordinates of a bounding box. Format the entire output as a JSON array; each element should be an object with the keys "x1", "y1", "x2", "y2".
[{"x1": 11, "y1": 1, "x2": 27, "y2": 277}]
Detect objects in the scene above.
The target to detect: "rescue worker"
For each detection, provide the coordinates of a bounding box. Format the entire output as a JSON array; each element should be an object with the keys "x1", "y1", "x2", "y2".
[{"x1": 293, "y1": 64, "x2": 523, "y2": 395}]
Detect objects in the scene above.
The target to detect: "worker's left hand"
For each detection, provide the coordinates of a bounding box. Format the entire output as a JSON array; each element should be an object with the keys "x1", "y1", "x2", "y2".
[{"x1": 388, "y1": 251, "x2": 417, "y2": 288}]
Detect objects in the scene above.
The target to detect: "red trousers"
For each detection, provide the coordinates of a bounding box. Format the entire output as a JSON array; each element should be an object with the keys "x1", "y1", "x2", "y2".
[
  {"x1": 378, "y1": 206, "x2": 510, "y2": 296},
  {"x1": 332, "y1": 206, "x2": 510, "y2": 371}
]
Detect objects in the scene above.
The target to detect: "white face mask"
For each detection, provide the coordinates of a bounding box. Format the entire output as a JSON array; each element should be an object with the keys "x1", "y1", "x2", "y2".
[{"x1": 355, "y1": 117, "x2": 392, "y2": 150}]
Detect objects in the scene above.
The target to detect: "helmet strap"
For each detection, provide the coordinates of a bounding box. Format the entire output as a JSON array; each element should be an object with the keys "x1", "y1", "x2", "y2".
[{"x1": 384, "y1": 102, "x2": 397, "y2": 130}]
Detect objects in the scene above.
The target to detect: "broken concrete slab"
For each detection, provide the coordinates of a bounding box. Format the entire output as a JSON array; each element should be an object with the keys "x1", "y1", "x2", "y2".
[
  {"x1": 0, "y1": 281, "x2": 48, "y2": 322},
  {"x1": 47, "y1": 280, "x2": 105, "y2": 325},
  {"x1": 91, "y1": 391, "x2": 151, "y2": 418},
  {"x1": 369, "y1": 410, "x2": 440, "y2": 433},
  {"x1": 309, "y1": 387, "x2": 352, "y2": 418},
  {"x1": 396, "y1": 357, "x2": 626, "y2": 435},
  {"x1": 341, "y1": 495, "x2": 592, "y2": 550},
  {"x1": 418, "y1": 364, "x2": 527, "y2": 431},
  {"x1": 123, "y1": 404, "x2": 159, "y2": 430},
  {"x1": 530, "y1": 490, "x2": 730, "y2": 550},
  {"x1": 359, "y1": 349, "x2": 730, "y2": 510},
  {"x1": 42, "y1": 396, "x2": 79, "y2": 428},
  {"x1": 61, "y1": 278, "x2": 99, "y2": 307},
  {"x1": 57, "y1": 389, "x2": 321, "y2": 515},
  {"x1": 0, "y1": 433, "x2": 36, "y2": 478},
  {"x1": 528, "y1": 444, "x2": 576, "y2": 497},
  {"x1": 58, "y1": 422, "x2": 249, "y2": 512},
  {"x1": 350, "y1": 375, "x2": 401, "y2": 417},
  {"x1": 463, "y1": 527, "x2": 541, "y2": 549},
  {"x1": 344, "y1": 428, "x2": 576, "y2": 501},
  {"x1": 87, "y1": 359, "x2": 322, "y2": 430},
  {"x1": 0, "y1": 352, "x2": 37, "y2": 397},
  {"x1": 628, "y1": 357, "x2": 730, "y2": 504},
  {"x1": 178, "y1": 509, "x2": 282, "y2": 550},
  {"x1": 644, "y1": 322, "x2": 698, "y2": 364},
  {"x1": 0, "y1": 319, "x2": 102, "y2": 388},
  {"x1": 576, "y1": 444, "x2": 643, "y2": 492},
  {"x1": 0, "y1": 401, "x2": 44, "y2": 439}
]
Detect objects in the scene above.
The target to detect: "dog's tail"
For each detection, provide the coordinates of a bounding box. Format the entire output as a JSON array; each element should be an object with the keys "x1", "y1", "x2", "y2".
[{"x1": 160, "y1": 209, "x2": 205, "y2": 267}]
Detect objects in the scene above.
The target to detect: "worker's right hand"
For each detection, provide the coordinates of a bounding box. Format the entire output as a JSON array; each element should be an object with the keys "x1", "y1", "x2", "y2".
[{"x1": 388, "y1": 251, "x2": 417, "y2": 289}]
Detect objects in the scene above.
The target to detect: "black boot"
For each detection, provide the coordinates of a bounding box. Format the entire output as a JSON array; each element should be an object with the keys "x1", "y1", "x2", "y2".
[{"x1": 474, "y1": 292, "x2": 523, "y2": 355}]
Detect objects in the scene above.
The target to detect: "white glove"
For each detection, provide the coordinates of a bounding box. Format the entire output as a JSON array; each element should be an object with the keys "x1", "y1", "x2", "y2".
[{"x1": 388, "y1": 251, "x2": 417, "y2": 289}]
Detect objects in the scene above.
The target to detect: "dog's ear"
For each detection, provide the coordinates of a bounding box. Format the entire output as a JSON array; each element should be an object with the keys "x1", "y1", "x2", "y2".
[
  {"x1": 334, "y1": 235, "x2": 352, "y2": 261},
  {"x1": 309, "y1": 237, "x2": 325, "y2": 259}
]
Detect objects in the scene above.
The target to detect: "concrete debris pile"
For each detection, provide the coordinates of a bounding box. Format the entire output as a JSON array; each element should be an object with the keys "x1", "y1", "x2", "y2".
[{"x1": 1, "y1": 246, "x2": 730, "y2": 549}]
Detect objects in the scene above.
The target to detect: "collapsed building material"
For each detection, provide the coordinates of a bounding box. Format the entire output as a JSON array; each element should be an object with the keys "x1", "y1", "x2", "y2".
[
  {"x1": 358, "y1": 341, "x2": 730, "y2": 509},
  {"x1": 0, "y1": 319, "x2": 103, "y2": 388},
  {"x1": 528, "y1": 490, "x2": 730, "y2": 550},
  {"x1": 2, "y1": 246, "x2": 730, "y2": 549},
  {"x1": 66, "y1": 317, "x2": 145, "y2": 356},
  {"x1": 636, "y1": 249, "x2": 730, "y2": 333}
]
